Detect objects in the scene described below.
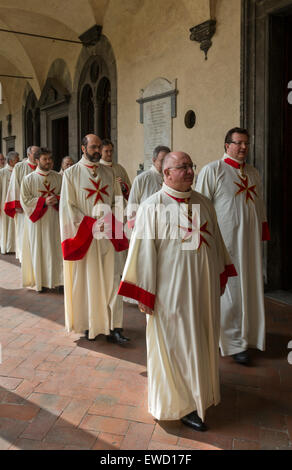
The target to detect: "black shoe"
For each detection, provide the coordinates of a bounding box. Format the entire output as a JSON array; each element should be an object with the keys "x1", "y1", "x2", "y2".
[
  {"x1": 181, "y1": 411, "x2": 207, "y2": 432},
  {"x1": 85, "y1": 330, "x2": 96, "y2": 341},
  {"x1": 106, "y1": 328, "x2": 130, "y2": 345},
  {"x1": 232, "y1": 350, "x2": 249, "y2": 365}
]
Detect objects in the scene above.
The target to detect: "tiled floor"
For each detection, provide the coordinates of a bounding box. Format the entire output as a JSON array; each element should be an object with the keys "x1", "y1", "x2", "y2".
[{"x1": 0, "y1": 253, "x2": 291, "y2": 450}]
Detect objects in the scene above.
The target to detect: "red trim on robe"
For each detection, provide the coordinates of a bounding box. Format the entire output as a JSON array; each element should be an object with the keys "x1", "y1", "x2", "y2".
[
  {"x1": 62, "y1": 215, "x2": 96, "y2": 261},
  {"x1": 30, "y1": 197, "x2": 48, "y2": 222},
  {"x1": 262, "y1": 221, "x2": 270, "y2": 241},
  {"x1": 220, "y1": 264, "x2": 237, "y2": 290},
  {"x1": 109, "y1": 213, "x2": 129, "y2": 252},
  {"x1": 118, "y1": 281, "x2": 155, "y2": 310},
  {"x1": 224, "y1": 158, "x2": 245, "y2": 170},
  {"x1": 62, "y1": 213, "x2": 129, "y2": 261},
  {"x1": 4, "y1": 200, "x2": 22, "y2": 218},
  {"x1": 27, "y1": 163, "x2": 37, "y2": 170},
  {"x1": 165, "y1": 192, "x2": 190, "y2": 203}
]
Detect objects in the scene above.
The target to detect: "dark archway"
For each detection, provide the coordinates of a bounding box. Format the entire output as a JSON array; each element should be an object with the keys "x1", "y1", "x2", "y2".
[
  {"x1": 96, "y1": 77, "x2": 111, "y2": 140},
  {"x1": 24, "y1": 90, "x2": 40, "y2": 151},
  {"x1": 80, "y1": 84, "x2": 94, "y2": 137},
  {"x1": 242, "y1": 0, "x2": 292, "y2": 294}
]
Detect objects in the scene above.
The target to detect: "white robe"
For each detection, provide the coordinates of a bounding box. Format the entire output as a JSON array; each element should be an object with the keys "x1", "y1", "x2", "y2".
[
  {"x1": 127, "y1": 165, "x2": 163, "y2": 225},
  {"x1": 118, "y1": 183, "x2": 236, "y2": 421},
  {"x1": 99, "y1": 159, "x2": 132, "y2": 302},
  {"x1": 0, "y1": 166, "x2": 16, "y2": 254},
  {"x1": 4, "y1": 160, "x2": 37, "y2": 262},
  {"x1": 20, "y1": 169, "x2": 63, "y2": 291},
  {"x1": 196, "y1": 154, "x2": 270, "y2": 356},
  {"x1": 59, "y1": 156, "x2": 129, "y2": 339}
]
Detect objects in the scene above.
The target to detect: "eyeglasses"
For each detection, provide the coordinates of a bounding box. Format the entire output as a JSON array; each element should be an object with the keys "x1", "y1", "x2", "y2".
[
  {"x1": 229, "y1": 141, "x2": 250, "y2": 146},
  {"x1": 167, "y1": 163, "x2": 196, "y2": 172}
]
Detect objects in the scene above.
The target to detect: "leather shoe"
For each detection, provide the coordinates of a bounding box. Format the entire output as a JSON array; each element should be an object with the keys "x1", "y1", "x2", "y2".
[
  {"x1": 181, "y1": 411, "x2": 207, "y2": 432},
  {"x1": 85, "y1": 330, "x2": 96, "y2": 341},
  {"x1": 232, "y1": 350, "x2": 249, "y2": 365},
  {"x1": 107, "y1": 328, "x2": 130, "y2": 345}
]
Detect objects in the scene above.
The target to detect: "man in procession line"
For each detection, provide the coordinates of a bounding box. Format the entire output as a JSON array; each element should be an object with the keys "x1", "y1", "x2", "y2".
[
  {"x1": 0, "y1": 151, "x2": 19, "y2": 254},
  {"x1": 196, "y1": 127, "x2": 270, "y2": 365},
  {"x1": 59, "y1": 134, "x2": 130, "y2": 344},
  {"x1": 20, "y1": 148, "x2": 63, "y2": 292},
  {"x1": 4, "y1": 145, "x2": 40, "y2": 262},
  {"x1": 118, "y1": 151, "x2": 237, "y2": 431}
]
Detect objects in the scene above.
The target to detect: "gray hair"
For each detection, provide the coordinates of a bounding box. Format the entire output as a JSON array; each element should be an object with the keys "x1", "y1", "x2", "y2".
[
  {"x1": 152, "y1": 145, "x2": 171, "y2": 161},
  {"x1": 7, "y1": 151, "x2": 19, "y2": 164},
  {"x1": 26, "y1": 146, "x2": 33, "y2": 157}
]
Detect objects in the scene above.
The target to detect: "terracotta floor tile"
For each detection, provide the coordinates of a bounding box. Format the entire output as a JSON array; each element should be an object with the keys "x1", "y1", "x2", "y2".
[
  {"x1": 120, "y1": 421, "x2": 155, "y2": 450},
  {"x1": 92, "y1": 432, "x2": 124, "y2": 450},
  {"x1": 1, "y1": 255, "x2": 292, "y2": 450},
  {"x1": 0, "y1": 403, "x2": 39, "y2": 421},
  {"x1": 80, "y1": 415, "x2": 130, "y2": 435}
]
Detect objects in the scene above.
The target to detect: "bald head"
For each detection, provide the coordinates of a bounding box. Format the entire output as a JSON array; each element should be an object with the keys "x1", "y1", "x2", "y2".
[
  {"x1": 81, "y1": 134, "x2": 102, "y2": 162},
  {"x1": 163, "y1": 151, "x2": 194, "y2": 192}
]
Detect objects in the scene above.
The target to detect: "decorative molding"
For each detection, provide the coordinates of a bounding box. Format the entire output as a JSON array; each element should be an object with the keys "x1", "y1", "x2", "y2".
[{"x1": 189, "y1": 19, "x2": 216, "y2": 60}]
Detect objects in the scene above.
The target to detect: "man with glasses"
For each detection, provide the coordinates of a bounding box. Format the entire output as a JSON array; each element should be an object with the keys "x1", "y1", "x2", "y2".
[
  {"x1": 59, "y1": 134, "x2": 130, "y2": 344},
  {"x1": 118, "y1": 151, "x2": 236, "y2": 431},
  {"x1": 196, "y1": 127, "x2": 270, "y2": 365}
]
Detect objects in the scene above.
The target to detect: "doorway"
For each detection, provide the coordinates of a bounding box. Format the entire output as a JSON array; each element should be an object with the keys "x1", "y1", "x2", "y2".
[
  {"x1": 51, "y1": 116, "x2": 69, "y2": 171},
  {"x1": 267, "y1": 12, "x2": 292, "y2": 293}
]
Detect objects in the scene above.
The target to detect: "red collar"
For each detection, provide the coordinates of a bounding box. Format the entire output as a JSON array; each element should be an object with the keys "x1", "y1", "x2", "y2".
[
  {"x1": 165, "y1": 192, "x2": 190, "y2": 203},
  {"x1": 27, "y1": 162, "x2": 37, "y2": 170},
  {"x1": 224, "y1": 158, "x2": 245, "y2": 170}
]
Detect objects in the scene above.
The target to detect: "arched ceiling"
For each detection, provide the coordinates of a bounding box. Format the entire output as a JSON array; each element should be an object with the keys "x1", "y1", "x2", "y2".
[{"x1": 0, "y1": 0, "x2": 110, "y2": 99}]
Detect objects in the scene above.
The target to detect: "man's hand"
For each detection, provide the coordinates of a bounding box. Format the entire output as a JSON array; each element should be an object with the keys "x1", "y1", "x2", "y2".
[
  {"x1": 15, "y1": 208, "x2": 24, "y2": 213},
  {"x1": 138, "y1": 302, "x2": 154, "y2": 315},
  {"x1": 45, "y1": 195, "x2": 58, "y2": 206}
]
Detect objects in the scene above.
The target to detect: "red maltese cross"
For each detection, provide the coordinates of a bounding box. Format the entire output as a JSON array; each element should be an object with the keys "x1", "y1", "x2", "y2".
[
  {"x1": 39, "y1": 182, "x2": 56, "y2": 198},
  {"x1": 234, "y1": 175, "x2": 257, "y2": 203},
  {"x1": 84, "y1": 178, "x2": 109, "y2": 205}
]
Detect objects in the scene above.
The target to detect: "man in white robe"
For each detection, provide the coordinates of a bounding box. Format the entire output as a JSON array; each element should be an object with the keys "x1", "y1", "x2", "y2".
[
  {"x1": 196, "y1": 127, "x2": 270, "y2": 365},
  {"x1": 59, "y1": 156, "x2": 74, "y2": 176},
  {"x1": 118, "y1": 151, "x2": 236, "y2": 431},
  {"x1": 20, "y1": 148, "x2": 63, "y2": 292},
  {"x1": 127, "y1": 145, "x2": 170, "y2": 228},
  {"x1": 99, "y1": 139, "x2": 131, "y2": 200},
  {"x1": 59, "y1": 134, "x2": 130, "y2": 344},
  {"x1": 99, "y1": 139, "x2": 132, "y2": 307},
  {"x1": 0, "y1": 152, "x2": 19, "y2": 254},
  {"x1": 0, "y1": 153, "x2": 5, "y2": 169},
  {"x1": 4, "y1": 146, "x2": 40, "y2": 262}
]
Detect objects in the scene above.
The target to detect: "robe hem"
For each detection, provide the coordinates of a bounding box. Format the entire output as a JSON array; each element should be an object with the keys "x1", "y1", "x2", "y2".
[
  {"x1": 149, "y1": 399, "x2": 219, "y2": 422},
  {"x1": 118, "y1": 281, "x2": 155, "y2": 310}
]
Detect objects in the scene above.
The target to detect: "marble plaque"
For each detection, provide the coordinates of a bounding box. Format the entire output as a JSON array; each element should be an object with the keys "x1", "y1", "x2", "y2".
[{"x1": 137, "y1": 78, "x2": 177, "y2": 170}]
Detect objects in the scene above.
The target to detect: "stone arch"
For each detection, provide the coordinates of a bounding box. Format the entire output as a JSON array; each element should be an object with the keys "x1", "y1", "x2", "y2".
[{"x1": 72, "y1": 35, "x2": 117, "y2": 161}]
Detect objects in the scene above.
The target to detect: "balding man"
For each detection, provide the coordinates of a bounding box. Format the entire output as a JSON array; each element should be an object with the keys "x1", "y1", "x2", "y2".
[
  {"x1": 0, "y1": 151, "x2": 19, "y2": 253},
  {"x1": 118, "y1": 151, "x2": 236, "y2": 431},
  {"x1": 59, "y1": 134, "x2": 130, "y2": 344},
  {"x1": 127, "y1": 145, "x2": 170, "y2": 227},
  {"x1": 59, "y1": 156, "x2": 74, "y2": 175},
  {"x1": 4, "y1": 146, "x2": 39, "y2": 262},
  {"x1": 0, "y1": 154, "x2": 5, "y2": 169}
]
